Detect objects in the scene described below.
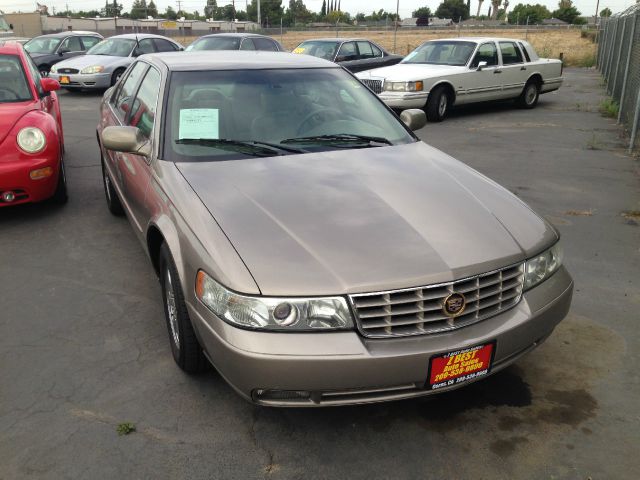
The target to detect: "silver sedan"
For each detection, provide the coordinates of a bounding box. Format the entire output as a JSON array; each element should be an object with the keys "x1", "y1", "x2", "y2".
[
  {"x1": 97, "y1": 51, "x2": 572, "y2": 406},
  {"x1": 50, "y1": 33, "x2": 182, "y2": 90}
]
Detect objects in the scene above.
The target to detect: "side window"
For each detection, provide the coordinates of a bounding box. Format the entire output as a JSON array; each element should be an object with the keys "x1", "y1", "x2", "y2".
[
  {"x1": 471, "y1": 42, "x2": 498, "y2": 67},
  {"x1": 337, "y1": 41, "x2": 357, "y2": 60},
  {"x1": 253, "y1": 38, "x2": 278, "y2": 51},
  {"x1": 113, "y1": 62, "x2": 148, "y2": 122},
  {"x1": 499, "y1": 41, "x2": 523, "y2": 65},
  {"x1": 356, "y1": 41, "x2": 374, "y2": 59},
  {"x1": 153, "y1": 39, "x2": 178, "y2": 52},
  {"x1": 25, "y1": 55, "x2": 45, "y2": 97},
  {"x1": 60, "y1": 36, "x2": 82, "y2": 52},
  {"x1": 136, "y1": 39, "x2": 156, "y2": 55},
  {"x1": 127, "y1": 67, "x2": 161, "y2": 140},
  {"x1": 81, "y1": 36, "x2": 101, "y2": 50},
  {"x1": 240, "y1": 38, "x2": 256, "y2": 50},
  {"x1": 518, "y1": 42, "x2": 531, "y2": 62},
  {"x1": 370, "y1": 43, "x2": 382, "y2": 58}
]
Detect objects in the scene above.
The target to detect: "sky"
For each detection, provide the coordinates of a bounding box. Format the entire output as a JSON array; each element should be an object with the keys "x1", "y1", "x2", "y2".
[{"x1": 2, "y1": 0, "x2": 636, "y2": 19}]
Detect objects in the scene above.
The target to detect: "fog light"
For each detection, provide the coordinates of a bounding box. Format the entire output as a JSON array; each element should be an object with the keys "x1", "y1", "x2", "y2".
[
  {"x1": 30, "y1": 167, "x2": 53, "y2": 180},
  {"x1": 2, "y1": 191, "x2": 16, "y2": 202}
]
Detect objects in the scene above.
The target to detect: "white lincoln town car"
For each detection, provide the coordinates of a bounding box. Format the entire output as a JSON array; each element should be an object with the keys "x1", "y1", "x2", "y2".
[{"x1": 356, "y1": 37, "x2": 563, "y2": 121}]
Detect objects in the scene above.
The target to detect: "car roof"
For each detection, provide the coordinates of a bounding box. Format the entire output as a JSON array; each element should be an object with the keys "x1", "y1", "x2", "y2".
[
  {"x1": 196, "y1": 33, "x2": 273, "y2": 39},
  {"x1": 0, "y1": 41, "x2": 24, "y2": 55},
  {"x1": 111, "y1": 33, "x2": 175, "y2": 40},
  {"x1": 424, "y1": 37, "x2": 524, "y2": 43},
  {"x1": 143, "y1": 51, "x2": 338, "y2": 71},
  {"x1": 300, "y1": 38, "x2": 370, "y2": 43},
  {"x1": 32, "y1": 31, "x2": 103, "y2": 39}
]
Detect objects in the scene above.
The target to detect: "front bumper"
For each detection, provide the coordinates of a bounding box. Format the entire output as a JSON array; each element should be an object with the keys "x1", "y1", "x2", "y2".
[
  {"x1": 379, "y1": 91, "x2": 429, "y2": 109},
  {"x1": 49, "y1": 72, "x2": 111, "y2": 89},
  {"x1": 189, "y1": 266, "x2": 573, "y2": 406},
  {"x1": 0, "y1": 155, "x2": 60, "y2": 206}
]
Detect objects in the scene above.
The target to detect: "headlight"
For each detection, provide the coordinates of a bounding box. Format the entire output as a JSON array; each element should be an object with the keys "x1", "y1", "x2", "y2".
[
  {"x1": 81, "y1": 65, "x2": 104, "y2": 74},
  {"x1": 383, "y1": 81, "x2": 424, "y2": 92},
  {"x1": 50, "y1": 65, "x2": 57, "y2": 73},
  {"x1": 195, "y1": 270, "x2": 354, "y2": 331},
  {"x1": 17, "y1": 127, "x2": 46, "y2": 153},
  {"x1": 524, "y1": 242, "x2": 563, "y2": 290}
]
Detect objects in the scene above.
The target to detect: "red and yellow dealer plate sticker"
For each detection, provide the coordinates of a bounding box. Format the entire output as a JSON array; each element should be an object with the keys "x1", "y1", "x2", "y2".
[
  {"x1": 428, "y1": 342, "x2": 495, "y2": 390},
  {"x1": 59, "y1": 76, "x2": 70, "y2": 84}
]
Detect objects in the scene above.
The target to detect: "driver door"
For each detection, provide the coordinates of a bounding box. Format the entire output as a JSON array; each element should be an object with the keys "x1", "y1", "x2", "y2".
[{"x1": 57, "y1": 36, "x2": 84, "y2": 61}]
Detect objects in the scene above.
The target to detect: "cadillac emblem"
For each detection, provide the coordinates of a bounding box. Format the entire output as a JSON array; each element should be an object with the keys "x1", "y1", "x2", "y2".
[{"x1": 443, "y1": 292, "x2": 466, "y2": 317}]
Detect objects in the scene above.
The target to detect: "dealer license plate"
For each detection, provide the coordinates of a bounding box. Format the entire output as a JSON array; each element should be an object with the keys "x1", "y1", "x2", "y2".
[
  {"x1": 428, "y1": 342, "x2": 495, "y2": 390},
  {"x1": 60, "y1": 76, "x2": 70, "y2": 84}
]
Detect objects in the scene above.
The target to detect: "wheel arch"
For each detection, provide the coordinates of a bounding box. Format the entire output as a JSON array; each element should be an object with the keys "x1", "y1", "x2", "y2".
[
  {"x1": 526, "y1": 73, "x2": 543, "y2": 88},
  {"x1": 146, "y1": 217, "x2": 185, "y2": 284},
  {"x1": 431, "y1": 81, "x2": 457, "y2": 104}
]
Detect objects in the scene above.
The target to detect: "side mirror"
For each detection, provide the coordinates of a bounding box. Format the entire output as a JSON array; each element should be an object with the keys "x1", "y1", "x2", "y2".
[
  {"x1": 58, "y1": 48, "x2": 70, "y2": 56},
  {"x1": 101, "y1": 126, "x2": 151, "y2": 157},
  {"x1": 40, "y1": 77, "x2": 60, "y2": 92},
  {"x1": 400, "y1": 109, "x2": 427, "y2": 131},
  {"x1": 476, "y1": 61, "x2": 488, "y2": 71},
  {"x1": 335, "y1": 55, "x2": 347, "y2": 62}
]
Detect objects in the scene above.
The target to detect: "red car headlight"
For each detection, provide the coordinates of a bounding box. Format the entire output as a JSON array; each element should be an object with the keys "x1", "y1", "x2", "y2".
[{"x1": 17, "y1": 127, "x2": 46, "y2": 154}]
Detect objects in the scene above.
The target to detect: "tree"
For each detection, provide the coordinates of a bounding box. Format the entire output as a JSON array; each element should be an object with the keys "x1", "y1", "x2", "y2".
[
  {"x1": 412, "y1": 6, "x2": 432, "y2": 17},
  {"x1": 508, "y1": 3, "x2": 551, "y2": 24},
  {"x1": 490, "y1": 0, "x2": 501, "y2": 19},
  {"x1": 435, "y1": 0, "x2": 470, "y2": 21},
  {"x1": 476, "y1": 0, "x2": 484, "y2": 17},
  {"x1": 130, "y1": 0, "x2": 148, "y2": 19},
  {"x1": 599, "y1": 7, "x2": 611, "y2": 17},
  {"x1": 285, "y1": 0, "x2": 313, "y2": 26},
  {"x1": 165, "y1": 5, "x2": 178, "y2": 19},
  {"x1": 321, "y1": 0, "x2": 326, "y2": 16},
  {"x1": 552, "y1": 2, "x2": 583, "y2": 24},
  {"x1": 148, "y1": 0, "x2": 158, "y2": 17},
  {"x1": 247, "y1": 0, "x2": 283, "y2": 26},
  {"x1": 204, "y1": 0, "x2": 219, "y2": 18}
]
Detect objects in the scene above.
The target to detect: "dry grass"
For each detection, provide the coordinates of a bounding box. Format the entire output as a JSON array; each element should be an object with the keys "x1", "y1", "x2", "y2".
[{"x1": 175, "y1": 28, "x2": 597, "y2": 67}]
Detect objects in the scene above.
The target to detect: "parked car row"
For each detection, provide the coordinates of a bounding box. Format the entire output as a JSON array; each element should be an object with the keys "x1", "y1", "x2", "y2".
[{"x1": 2, "y1": 39, "x2": 571, "y2": 407}]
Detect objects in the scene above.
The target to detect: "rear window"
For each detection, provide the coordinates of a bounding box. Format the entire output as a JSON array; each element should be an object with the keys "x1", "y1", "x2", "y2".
[
  {"x1": 0, "y1": 54, "x2": 32, "y2": 103},
  {"x1": 186, "y1": 37, "x2": 241, "y2": 51},
  {"x1": 293, "y1": 41, "x2": 339, "y2": 60}
]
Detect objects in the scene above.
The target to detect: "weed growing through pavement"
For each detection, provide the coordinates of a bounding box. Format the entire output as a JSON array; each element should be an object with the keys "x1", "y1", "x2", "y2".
[
  {"x1": 599, "y1": 98, "x2": 620, "y2": 118},
  {"x1": 117, "y1": 422, "x2": 136, "y2": 436}
]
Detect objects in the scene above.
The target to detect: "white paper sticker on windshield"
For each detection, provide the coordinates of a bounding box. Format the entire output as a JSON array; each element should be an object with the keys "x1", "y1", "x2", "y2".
[{"x1": 179, "y1": 109, "x2": 219, "y2": 140}]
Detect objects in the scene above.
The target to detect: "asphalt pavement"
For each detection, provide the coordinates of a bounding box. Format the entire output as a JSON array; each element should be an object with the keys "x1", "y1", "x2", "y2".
[{"x1": 1, "y1": 68, "x2": 639, "y2": 479}]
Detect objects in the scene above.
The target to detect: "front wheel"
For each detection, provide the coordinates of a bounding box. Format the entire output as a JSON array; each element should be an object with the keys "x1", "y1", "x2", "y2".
[
  {"x1": 425, "y1": 86, "x2": 450, "y2": 122},
  {"x1": 101, "y1": 154, "x2": 124, "y2": 216},
  {"x1": 159, "y1": 243, "x2": 209, "y2": 374},
  {"x1": 51, "y1": 158, "x2": 68, "y2": 204},
  {"x1": 517, "y1": 81, "x2": 540, "y2": 109},
  {"x1": 111, "y1": 68, "x2": 125, "y2": 87}
]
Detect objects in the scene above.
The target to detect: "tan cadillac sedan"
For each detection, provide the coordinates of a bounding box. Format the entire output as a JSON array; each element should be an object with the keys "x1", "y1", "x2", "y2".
[{"x1": 97, "y1": 51, "x2": 573, "y2": 406}]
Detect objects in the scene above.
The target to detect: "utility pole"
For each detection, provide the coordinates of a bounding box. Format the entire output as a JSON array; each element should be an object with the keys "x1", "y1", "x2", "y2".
[
  {"x1": 594, "y1": 0, "x2": 600, "y2": 25},
  {"x1": 392, "y1": 0, "x2": 399, "y2": 53},
  {"x1": 177, "y1": 0, "x2": 182, "y2": 17},
  {"x1": 257, "y1": 0, "x2": 261, "y2": 27}
]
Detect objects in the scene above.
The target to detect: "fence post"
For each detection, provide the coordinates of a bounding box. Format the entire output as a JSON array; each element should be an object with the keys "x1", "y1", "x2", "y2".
[
  {"x1": 629, "y1": 84, "x2": 640, "y2": 153},
  {"x1": 618, "y1": 16, "x2": 636, "y2": 124}
]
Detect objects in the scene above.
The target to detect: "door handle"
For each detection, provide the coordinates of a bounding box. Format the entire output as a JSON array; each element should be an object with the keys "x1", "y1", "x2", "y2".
[{"x1": 521, "y1": 66, "x2": 527, "y2": 70}]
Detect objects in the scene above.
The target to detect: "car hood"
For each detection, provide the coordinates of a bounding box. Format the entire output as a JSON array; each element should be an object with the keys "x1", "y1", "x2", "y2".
[
  {"x1": 176, "y1": 142, "x2": 557, "y2": 296},
  {"x1": 27, "y1": 52, "x2": 51, "y2": 59},
  {"x1": 54, "y1": 54, "x2": 128, "y2": 70},
  {"x1": 357, "y1": 63, "x2": 468, "y2": 81},
  {"x1": 0, "y1": 101, "x2": 36, "y2": 145}
]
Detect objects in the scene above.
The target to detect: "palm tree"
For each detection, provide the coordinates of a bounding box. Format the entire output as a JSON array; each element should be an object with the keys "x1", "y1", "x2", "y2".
[
  {"x1": 491, "y1": 0, "x2": 501, "y2": 19},
  {"x1": 476, "y1": 0, "x2": 484, "y2": 17}
]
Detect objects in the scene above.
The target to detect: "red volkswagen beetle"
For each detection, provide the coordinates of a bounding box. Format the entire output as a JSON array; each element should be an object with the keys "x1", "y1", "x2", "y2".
[{"x1": 0, "y1": 41, "x2": 67, "y2": 206}]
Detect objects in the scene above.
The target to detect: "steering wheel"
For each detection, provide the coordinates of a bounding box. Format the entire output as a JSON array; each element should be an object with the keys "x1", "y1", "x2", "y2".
[
  {"x1": 297, "y1": 108, "x2": 343, "y2": 135},
  {"x1": 0, "y1": 87, "x2": 20, "y2": 100}
]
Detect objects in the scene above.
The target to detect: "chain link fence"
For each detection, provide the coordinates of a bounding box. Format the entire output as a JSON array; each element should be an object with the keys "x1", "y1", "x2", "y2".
[{"x1": 597, "y1": 5, "x2": 640, "y2": 153}]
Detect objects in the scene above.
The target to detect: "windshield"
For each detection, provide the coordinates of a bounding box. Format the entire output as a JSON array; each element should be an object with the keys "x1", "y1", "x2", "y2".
[
  {"x1": 0, "y1": 54, "x2": 32, "y2": 103},
  {"x1": 402, "y1": 41, "x2": 476, "y2": 66},
  {"x1": 163, "y1": 68, "x2": 414, "y2": 162},
  {"x1": 24, "y1": 37, "x2": 62, "y2": 54},
  {"x1": 293, "y1": 41, "x2": 339, "y2": 60},
  {"x1": 186, "y1": 36, "x2": 241, "y2": 51},
  {"x1": 87, "y1": 38, "x2": 135, "y2": 57}
]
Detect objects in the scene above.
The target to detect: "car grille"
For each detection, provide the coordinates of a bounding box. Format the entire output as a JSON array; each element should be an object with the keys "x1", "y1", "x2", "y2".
[
  {"x1": 349, "y1": 263, "x2": 525, "y2": 338},
  {"x1": 361, "y1": 79, "x2": 383, "y2": 94},
  {"x1": 57, "y1": 68, "x2": 79, "y2": 74}
]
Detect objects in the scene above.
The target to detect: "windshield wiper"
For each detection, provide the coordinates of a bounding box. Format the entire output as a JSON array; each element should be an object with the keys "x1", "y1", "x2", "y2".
[
  {"x1": 175, "y1": 138, "x2": 306, "y2": 156},
  {"x1": 280, "y1": 134, "x2": 393, "y2": 147}
]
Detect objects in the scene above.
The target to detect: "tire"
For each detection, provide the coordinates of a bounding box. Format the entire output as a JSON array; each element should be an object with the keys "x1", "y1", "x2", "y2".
[
  {"x1": 159, "y1": 243, "x2": 208, "y2": 374},
  {"x1": 101, "y1": 154, "x2": 124, "y2": 216},
  {"x1": 51, "y1": 157, "x2": 68, "y2": 204},
  {"x1": 517, "y1": 80, "x2": 540, "y2": 109},
  {"x1": 425, "y1": 85, "x2": 450, "y2": 122},
  {"x1": 111, "y1": 68, "x2": 125, "y2": 87}
]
